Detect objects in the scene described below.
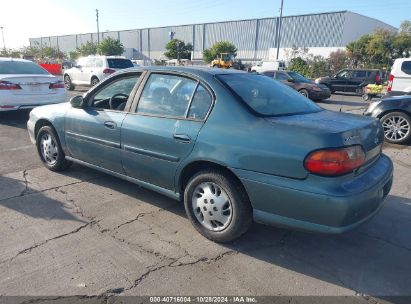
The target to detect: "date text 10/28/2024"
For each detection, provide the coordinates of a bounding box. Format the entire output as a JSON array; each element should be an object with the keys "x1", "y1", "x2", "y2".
[{"x1": 149, "y1": 296, "x2": 257, "y2": 303}]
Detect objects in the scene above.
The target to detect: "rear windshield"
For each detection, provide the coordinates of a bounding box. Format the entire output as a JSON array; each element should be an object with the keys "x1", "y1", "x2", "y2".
[
  {"x1": 217, "y1": 74, "x2": 321, "y2": 116},
  {"x1": 0, "y1": 61, "x2": 49, "y2": 75},
  {"x1": 107, "y1": 59, "x2": 133, "y2": 69}
]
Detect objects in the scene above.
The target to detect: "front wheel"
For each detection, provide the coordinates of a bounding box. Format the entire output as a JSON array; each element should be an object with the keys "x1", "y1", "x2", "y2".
[
  {"x1": 299, "y1": 89, "x2": 309, "y2": 98},
  {"x1": 380, "y1": 112, "x2": 411, "y2": 144},
  {"x1": 184, "y1": 169, "x2": 252, "y2": 243},
  {"x1": 36, "y1": 126, "x2": 72, "y2": 171}
]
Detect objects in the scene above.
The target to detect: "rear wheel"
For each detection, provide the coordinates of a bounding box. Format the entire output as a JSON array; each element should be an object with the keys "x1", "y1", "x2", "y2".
[
  {"x1": 380, "y1": 112, "x2": 411, "y2": 144},
  {"x1": 36, "y1": 126, "x2": 72, "y2": 171},
  {"x1": 184, "y1": 169, "x2": 252, "y2": 243},
  {"x1": 64, "y1": 75, "x2": 74, "y2": 91}
]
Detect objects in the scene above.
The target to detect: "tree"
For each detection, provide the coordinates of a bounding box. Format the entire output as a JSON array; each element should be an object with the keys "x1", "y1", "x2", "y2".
[
  {"x1": 400, "y1": 20, "x2": 411, "y2": 34},
  {"x1": 366, "y1": 29, "x2": 394, "y2": 68},
  {"x1": 98, "y1": 37, "x2": 124, "y2": 56},
  {"x1": 307, "y1": 55, "x2": 329, "y2": 78},
  {"x1": 202, "y1": 41, "x2": 237, "y2": 63},
  {"x1": 77, "y1": 41, "x2": 98, "y2": 56},
  {"x1": 164, "y1": 39, "x2": 193, "y2": 60},
  {"x1": 346, "y1": 34, "x2": 372, "y2": 67},
  {"x1": 68, "y1": 50, "x2": 80, "y2": 60},
  {"x1": 328, "y1": 49, "x2": 348, "y2": 73},
  {"x1": 289, "y1": 57, "x2": 311, "y2": 77}
]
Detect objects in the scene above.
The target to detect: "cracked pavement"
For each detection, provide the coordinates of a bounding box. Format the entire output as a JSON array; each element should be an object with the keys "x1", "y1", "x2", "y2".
[{"x1": 0, "y1": 93, "x2": 411, "y2": 300}]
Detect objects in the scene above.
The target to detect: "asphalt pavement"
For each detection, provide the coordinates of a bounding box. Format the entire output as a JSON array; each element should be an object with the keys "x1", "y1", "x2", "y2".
[{"x1": 0, "y1": 91, "x2": 410, "y2": 300}]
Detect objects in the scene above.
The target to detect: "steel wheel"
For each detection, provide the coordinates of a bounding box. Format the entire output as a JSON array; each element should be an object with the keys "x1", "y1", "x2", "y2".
[
  {"x1": 382, "y1": 114, "x2": 411, "y2": 143},
  {"x1": 191, "y1": 182, "x2": 233, "y2": 231},
  {"x1": 40, "y1": 133, "x2": 59, "y2": 165}
]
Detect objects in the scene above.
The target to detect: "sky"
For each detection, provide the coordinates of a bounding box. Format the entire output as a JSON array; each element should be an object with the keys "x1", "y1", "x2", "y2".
[{"x1": 0, "y1": 0, "x2": 410, "y2": 49}]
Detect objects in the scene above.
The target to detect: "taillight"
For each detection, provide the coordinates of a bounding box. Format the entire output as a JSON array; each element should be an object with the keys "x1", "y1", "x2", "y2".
[
  {"x1": 49, "y1": 81, "x2": 65, "y2": 89},
  {"x1": 103, "y1": 68, "x2": 115, "y2": 74},
  {"x1": 0, "y1": 81, "x2": 22, "y2": 90},
  {"x1": 304, "y1": 145, "x2": 365, "y2": 176},
  {"x1": 387, "y1": 74, "x2": 394, "y2": 92}
]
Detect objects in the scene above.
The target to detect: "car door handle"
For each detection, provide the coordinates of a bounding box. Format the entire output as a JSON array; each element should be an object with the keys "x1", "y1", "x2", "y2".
[
  {"x1": 173, "y1": 134, "x2": 191, "y2": 143},
  {"x1": 104, "y1": 121, "x2": 117, "y2": 129}
]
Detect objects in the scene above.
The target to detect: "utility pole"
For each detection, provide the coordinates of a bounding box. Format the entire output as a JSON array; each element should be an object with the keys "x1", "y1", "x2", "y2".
[
  {"x1": 0, "y1": 26, "x2": 6, "y2": 53},
  {"x1": 276, "y1": 0, "x2": 284, "y2": 60},
  {"x1": 96, "y1": 9, "x2": 100, "y2": 46}
]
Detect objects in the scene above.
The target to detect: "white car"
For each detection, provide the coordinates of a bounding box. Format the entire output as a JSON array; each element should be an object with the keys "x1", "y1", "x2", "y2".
[
  {"x1": 387, "y1": 58, "x2": 411, "y2": 97},
  {"x1": 251, "y1": 60, "x2": 286, "y2": 73},
  {"x1": 0, "y1": 58, "x2": 66, "y2": 111},
  {"x1": 63, "y1": 56, "x2": 134, "y2": 90}
]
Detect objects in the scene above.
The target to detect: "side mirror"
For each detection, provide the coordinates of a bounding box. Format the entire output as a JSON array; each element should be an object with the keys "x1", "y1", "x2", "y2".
[
  {"x1": 287, "y1": 78, "x2": 295, "y2": 83},
  {"x1": 70, "y1": 96, "x2": 85, "y2": 108}
]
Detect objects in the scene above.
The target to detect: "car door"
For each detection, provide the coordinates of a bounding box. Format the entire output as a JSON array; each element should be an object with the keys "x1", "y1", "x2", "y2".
[
  {"x1": 121, "y1": 72, "x2": 213, "y2": 191},
  {"x1": 331, "y1": 69, "x2": 351, "y2": 92},
  {"x1": 347, "y1": 70, "x2": 367, "y2": 92},
  {"x1": 65, "y1": 72, "x2": 141, "y2": 173}
]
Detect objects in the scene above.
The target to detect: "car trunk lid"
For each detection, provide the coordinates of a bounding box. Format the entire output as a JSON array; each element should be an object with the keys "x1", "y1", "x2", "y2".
[{"x1": 1, "y1": 74, "x2": 59, "y2": 95}]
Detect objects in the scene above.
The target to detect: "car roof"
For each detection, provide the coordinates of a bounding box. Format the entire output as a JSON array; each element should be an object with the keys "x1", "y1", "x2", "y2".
[
  {"x1": 116, "y1": 66, "x2": 247, "y2": 78},
  {"x1": 0, "y1": 57, "x2": 34, "y2": 63}
]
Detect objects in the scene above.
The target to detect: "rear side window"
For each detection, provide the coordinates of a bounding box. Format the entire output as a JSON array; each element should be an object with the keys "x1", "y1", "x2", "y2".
[
  {"x1": 0, "y1": 61, "x2": 49, "y2": 75},
  {"x1": 107, "y1": 59, "x2": 133, "y2": 69},
  {"x1": 217, "y1": 74, "x2": 321, "y2": 117},
  {"x1": 401, "y1": 61, "x2": 411, "y2": 75},
  {"x1": 187, "y1": 84, "x2": 213, "y2": 120},
  {"x1": 275, "y1": 72, "x2": 290, "y2": 81},
  {"x1": 352, "y1": 70, "x2": 367, "y2": 78}
]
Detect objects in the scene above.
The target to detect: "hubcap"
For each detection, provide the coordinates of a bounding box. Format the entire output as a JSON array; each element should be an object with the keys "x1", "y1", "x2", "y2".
[
  {"x1": 40, "y1": 133, "x2": 58, "y2": 165},
  {"x1": 382, "y1": 116, "x2": 410, "y2": 142},
  {"x1": 191, "y1": 182, "x2": 233, "y2": 231},
  {"x1": 300, "y1": 91, "x2": 308, "y2": 97},
  {"x1": 64, "y1": 77, "x2": 70, "y2": 89}
]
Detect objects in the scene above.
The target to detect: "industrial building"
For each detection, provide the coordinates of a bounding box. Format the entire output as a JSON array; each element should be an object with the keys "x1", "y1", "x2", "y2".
[{"x1": 29, "y1": 10, "x2": 397, "y2": 62}]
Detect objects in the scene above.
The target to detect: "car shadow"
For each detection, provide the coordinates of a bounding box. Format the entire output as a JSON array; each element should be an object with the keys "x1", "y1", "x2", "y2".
[
  {"x1": 72, "y1": 169, "x2": 411, "y2": 297},
  {"x1": 0, "y1": 174, "x2": 87, "y2": 223},
  {"x1": 0, "y1": 110, "x2": 30, "y2": 129}
]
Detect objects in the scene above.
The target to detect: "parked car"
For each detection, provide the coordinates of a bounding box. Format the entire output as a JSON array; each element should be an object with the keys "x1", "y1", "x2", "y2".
[
  {"x1": 251, "y1": 60, "x2": 285, "y2": 73},
  {"x1": 63, "y1": 56, "x2": 133, "y2": 90},
  {"x1": 28, "y1": 67, "x2": 393, "y2": 242},
  {"x1": 0, "y1": 58, "x2": 66, "y2": 111},
  {"x1": 316, "y1": 69, "x2": 382, "y2": 94},
  {"x1": 386, "y1": 58, "x2": 411, "y2": 97},
  {"x1": 262, "y1": 70, "x2": 331, "y2": 101},
  {"x1": 364, "y1": 94, "x2": 411, "y2": 144}
]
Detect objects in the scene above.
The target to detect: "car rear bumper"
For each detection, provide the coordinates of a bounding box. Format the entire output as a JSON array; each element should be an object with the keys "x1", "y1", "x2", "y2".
[
  {"x1": 233, "y1": 154, "x2": 393, "y2": 234},
  {"x1": 0, "y1": 91, "x2": 66, "y2": 111}
]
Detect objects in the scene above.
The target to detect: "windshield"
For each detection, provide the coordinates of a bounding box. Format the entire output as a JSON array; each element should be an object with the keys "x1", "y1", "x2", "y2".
[
  {"x1": 0, "y1": 61, "x2": 49, "y2": 75},
  {"x1": 287, "y1": 71, "x2": 311, "y2": 83},
  {"x1": 217, "y1": 74, "x2": 321, "y2": 116},
  {"x1": 107, "y1": 59, "x2": 134, "y2": 69}
]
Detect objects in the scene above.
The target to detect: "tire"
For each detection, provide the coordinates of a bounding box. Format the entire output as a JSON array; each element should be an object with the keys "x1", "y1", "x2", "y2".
[
  {"x1": 380, "y1": 112, "x2": 411, "y2": 144},
  {"x1": 362, "y1": 93, "x2": 372, "y2": 101},
  {"x1": 299, "y1": 89, "x2": 309, "y2": 98},
  {"x1": 184, "y1": 169, "x2": 252, "y2": 243},
  {"x1": 91, "y1": 77, "x2": 99, "y2": 86},
  {"x1": 36, "y1": 126, "x2": 72, "y2": 171},
  {"x1": 64, "y1": 75, "x2": 74, "y2": 91}
]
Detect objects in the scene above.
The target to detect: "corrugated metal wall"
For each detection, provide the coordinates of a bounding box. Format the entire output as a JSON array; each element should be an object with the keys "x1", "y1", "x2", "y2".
[{"x1": 28, "y1": 11, "x2": 393, "y2": 61}]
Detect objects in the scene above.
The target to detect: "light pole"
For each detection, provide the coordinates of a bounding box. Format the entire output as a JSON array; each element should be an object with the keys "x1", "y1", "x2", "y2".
[
  {"x1": 0, "y1": 26, "x2": 6, "y2": 54},
  {"x1": 276, "y1": 0, "x2": 284, "y2": 60},
  {"x1": 96, "y1": 9, "x2": 100, "y2": 46}
]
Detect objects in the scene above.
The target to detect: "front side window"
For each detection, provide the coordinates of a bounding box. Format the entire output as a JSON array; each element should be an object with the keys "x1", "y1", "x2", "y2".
[
  {"x1": 137, "y1": 74, "x2": 198, "y2": 118},
  {"x1": 0, "y1": 61, "x2": 49, "y2": 75},
  {"x1": 90, "y1": 75, "x2": 139, "y2": 110},
  {"x1": 217, "y1": 74, "x2": 321, "y2": 116},
  {"x1": 336, "y1": 70, "x2": 350, "y2": 78},
  {"x1": 287, "y1": 71, "x2": 310, "y2": 83},
  {"x1": 275, "y1": 72, "x2": 291, "y2": 81}
]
